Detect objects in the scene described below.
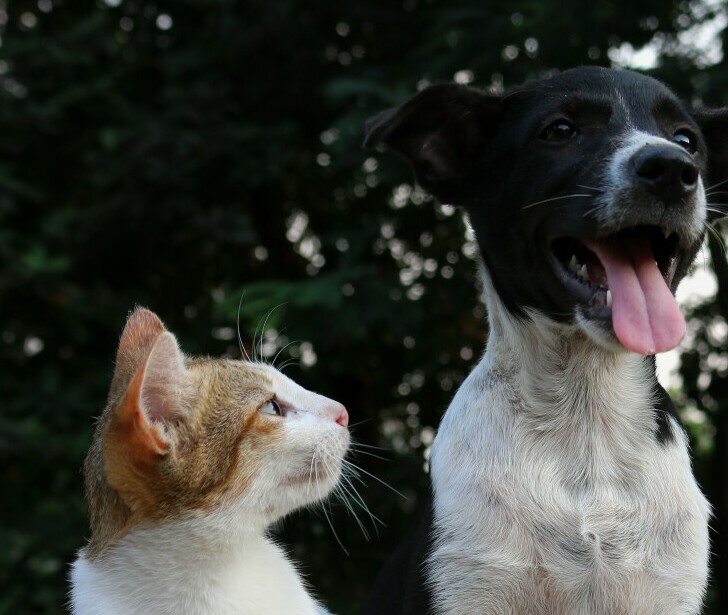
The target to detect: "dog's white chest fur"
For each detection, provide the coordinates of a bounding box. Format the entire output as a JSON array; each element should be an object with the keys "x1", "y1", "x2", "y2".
[{"x1": 428, "y1": 308, "x2": 710, "y2": 615}]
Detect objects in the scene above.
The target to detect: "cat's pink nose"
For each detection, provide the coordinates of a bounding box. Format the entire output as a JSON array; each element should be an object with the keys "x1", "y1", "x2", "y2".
[{"x1": 331, "y1": 402, "x2": 348, "y2": 427}]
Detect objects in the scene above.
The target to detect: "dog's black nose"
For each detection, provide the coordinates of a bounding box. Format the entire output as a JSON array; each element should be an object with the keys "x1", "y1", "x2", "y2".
[{"x1": 632, "y1": 145, "x2": 699, "y2": 199}]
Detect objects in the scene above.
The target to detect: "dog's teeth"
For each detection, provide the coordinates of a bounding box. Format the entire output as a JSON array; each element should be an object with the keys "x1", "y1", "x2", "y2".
[
  {"x1": 579, "y1": 264, "x2": 589, "y2": 281},
  {"x1": 569, "y1": 255, "x2": 579, "y2": 273},
  {"x1": 606, "y1": 289, "x2": 613, "y2": 308},
  {"x1": 662, "y1": 226, "x2": 671, "y2": 239}
]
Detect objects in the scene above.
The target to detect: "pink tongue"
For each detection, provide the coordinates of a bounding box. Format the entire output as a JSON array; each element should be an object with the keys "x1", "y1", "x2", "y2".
[{"x1": 585, "y1": 237, "x2": 685, "y2": 355}]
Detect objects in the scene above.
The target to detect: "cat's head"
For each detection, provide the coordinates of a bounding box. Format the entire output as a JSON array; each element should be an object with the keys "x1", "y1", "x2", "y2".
[{"x1": 84, "y1": 307, "x2": 349, "y2": 553}]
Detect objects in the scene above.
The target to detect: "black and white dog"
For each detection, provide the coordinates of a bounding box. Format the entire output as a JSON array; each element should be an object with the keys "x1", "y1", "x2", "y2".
[{"x1": 363, "y1": 67, "x2": 728, "y2": 614}]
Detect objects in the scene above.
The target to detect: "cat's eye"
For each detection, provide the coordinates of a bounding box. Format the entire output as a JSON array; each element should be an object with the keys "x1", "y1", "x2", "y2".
[{"x1": 259, "y1": 398, "x2": 282, "y2": 416}]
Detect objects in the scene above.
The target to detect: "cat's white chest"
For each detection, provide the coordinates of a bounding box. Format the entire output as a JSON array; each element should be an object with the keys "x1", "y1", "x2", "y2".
[
  {"x1": 427, "y1": 354, "x2": 710, "y2": 615},
  {"x1": 70, "y1": 525, "x2": 325, "y2": 615}
]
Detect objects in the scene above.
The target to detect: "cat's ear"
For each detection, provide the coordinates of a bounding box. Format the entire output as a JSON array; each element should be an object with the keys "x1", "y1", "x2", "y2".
[
  {"x1": 132, "y1": 331, "x2": 188, "y2": 454},
  {"x1": 108, "y1": 307, "x2": 167, "y2": 402},
  {"x1": 364, "y1": 84, "x2": 502, "y2": 203},
  {"x1": 108, "y1": 308, "x2": 190, "y2": 460}
]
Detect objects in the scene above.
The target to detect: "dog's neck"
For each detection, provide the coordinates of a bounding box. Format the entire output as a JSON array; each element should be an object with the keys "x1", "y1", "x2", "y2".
[
  {"x1": 431, "y1": 265, "x2": 666, "y2": 493},
  {"x1": 478, "y1": 263, "x2": 655, "y2": 423}
]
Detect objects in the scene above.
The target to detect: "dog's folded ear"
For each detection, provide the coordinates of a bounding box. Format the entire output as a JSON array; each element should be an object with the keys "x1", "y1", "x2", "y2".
[
  {"x1": 364, "y1": 84, "x2": 501, "y2": 202},
  {"x1": 694, "y1": 106, "x2": 728, "y2": 220}
]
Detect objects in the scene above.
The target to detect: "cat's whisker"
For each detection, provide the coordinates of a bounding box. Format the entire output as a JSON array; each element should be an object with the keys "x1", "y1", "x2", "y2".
[
  {"x1": 349, "y1": 448, "x2": 391, "y2": 463},
  {"x1": 333, "y1": 478, "x2": 371, "y2": 540},
  {"x1": 250, "y1": 311, "x2": 265, "y2": 363},
  {"x1": 276, "y1": 359, "x2": 300, "y2": 373},
  {"x1": 341, "y1": 469, "x2": 383, "y2": 531},
  {"x1": 342, "y1": 459, "x2": 409, "y2": 500},
  {"x1": 347, "y1": 442, "x2": 392, "y2": 452},
  {"x1": 271, "y1": 339, "x2": 300, "y2": 369},
  {"x1": 311, "y1": 454, "x2": 365, "y2": 548},
  {"x1": 346, "y1": 419, "x2": 372, "y2": 430},
  {"x1": 252, "y1": 303, "x2": 287, "y2": 363},
  {"x1": 343, "y1": 466, "x2": 369, "y2": 489},
  {"x1": 336, "y1": 476, "x2": 378, "y2": 540},
  {"x1": 270, "y1": 324, "x2": 291, "y2": 364},
  {"x1": 307, "y1": 450, "x2": 318, "y2": 495},
  {"x1": 319, "y1": 499, "x2": 350, "y2": 556},
  {"x1": 236, "y1": 292, "x2": 252, "y2": 362}
]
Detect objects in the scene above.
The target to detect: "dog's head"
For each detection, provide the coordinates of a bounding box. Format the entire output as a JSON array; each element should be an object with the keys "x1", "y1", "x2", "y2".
[{"x1": 365, "y1": 66, "x2": 728, "y2": 355}]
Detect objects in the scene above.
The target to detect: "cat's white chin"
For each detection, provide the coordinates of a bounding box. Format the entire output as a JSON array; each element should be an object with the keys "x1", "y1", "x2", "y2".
[
  {"x1": 282, "y1": 457, "x2": 345, "y2": 508},
  {"x1": 283, "y1": 467, "x2": 337, "y2": 487}
]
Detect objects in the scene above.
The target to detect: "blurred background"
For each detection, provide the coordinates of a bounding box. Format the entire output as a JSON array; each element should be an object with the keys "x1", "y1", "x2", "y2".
[{"x1": 2, "y1": 0, "x2": 728, "y2": 613}]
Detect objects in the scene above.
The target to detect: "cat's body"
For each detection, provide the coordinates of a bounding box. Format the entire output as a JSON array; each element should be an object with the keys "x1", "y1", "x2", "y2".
[
  {"x1": 70, "y1": 307, "x2": 348, "y2": 615},
  {"x1": 71, "y1": 519, "x2": 328, "y2": 615}
]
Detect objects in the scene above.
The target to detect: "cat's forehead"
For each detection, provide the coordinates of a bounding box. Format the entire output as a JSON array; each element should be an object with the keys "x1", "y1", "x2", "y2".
[
  {"x1": 188, "y1": 357, "x2": 274, "y2": 383},
  {"x1": 185, "y1": 358, "x2": 330, "y2": 416}
]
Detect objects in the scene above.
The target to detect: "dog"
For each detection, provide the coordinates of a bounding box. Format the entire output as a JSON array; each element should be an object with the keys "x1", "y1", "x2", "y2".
[{"x1": 362, "y1": 66, "x2": 728, "y2": 614}]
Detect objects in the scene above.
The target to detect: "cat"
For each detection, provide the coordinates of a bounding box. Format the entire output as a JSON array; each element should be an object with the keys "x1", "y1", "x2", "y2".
[{"x1": 69, "y1": 306, "x2": 349, "y2": 615}]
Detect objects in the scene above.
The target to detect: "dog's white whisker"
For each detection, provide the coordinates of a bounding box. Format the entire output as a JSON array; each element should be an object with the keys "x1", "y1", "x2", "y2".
[
  {"x1": 581, "y1": 203, "x2": 603, "y2": 219},
  {"x1": 707, "y1": 204, "x2": 728, "y2": 212},
  {"x1": 707, "y1": 177, "x2": 728, "y2": 192},
  {"x1": 706, "y1": 224, "x2": 728, "y2": 261},
  {"x1": 521, "y1": 193, "x2": 593, "y2": 209},
  {"x1": 575, "y1": 184, "x2": 604, "y2": 193}
]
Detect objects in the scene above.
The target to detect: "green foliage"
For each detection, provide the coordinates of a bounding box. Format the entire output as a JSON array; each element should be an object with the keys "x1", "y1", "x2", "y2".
[{"x1": 2, "y1": 0, "x2": 728, "y2": 613}]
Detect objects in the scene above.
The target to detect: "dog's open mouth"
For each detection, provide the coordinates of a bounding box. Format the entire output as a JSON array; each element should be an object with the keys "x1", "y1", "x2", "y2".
[{"x1": 551, "y1": 226, "x2": 685, "y2": 355}]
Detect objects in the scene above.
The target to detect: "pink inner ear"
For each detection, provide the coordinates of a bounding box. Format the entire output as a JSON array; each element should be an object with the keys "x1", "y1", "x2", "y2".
[{"x1": 140, "y1": 331, "x2": 187, "y2": 424}]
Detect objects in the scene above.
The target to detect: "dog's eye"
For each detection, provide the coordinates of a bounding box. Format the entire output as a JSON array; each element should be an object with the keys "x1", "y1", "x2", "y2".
[
  {"x1": 259, "y1": 398, "x2": 283, "y2": 416},
  {"x1": 672, "y1": 129, "x2": 697, "y2": 153},
  {"x1": 540, "y1": 120, "x2": 577, "y2": 142}
]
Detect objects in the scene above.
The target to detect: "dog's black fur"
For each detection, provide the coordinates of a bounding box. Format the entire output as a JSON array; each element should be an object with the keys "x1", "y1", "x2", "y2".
[{"x1": 363, "y1": 67, "x2": 728, "y2": 614}]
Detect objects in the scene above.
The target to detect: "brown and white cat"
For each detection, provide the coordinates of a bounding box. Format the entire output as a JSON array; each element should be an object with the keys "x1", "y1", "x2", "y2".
[{"x1": 70, "y1": 307, "x2": 349, "y2": 615}]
